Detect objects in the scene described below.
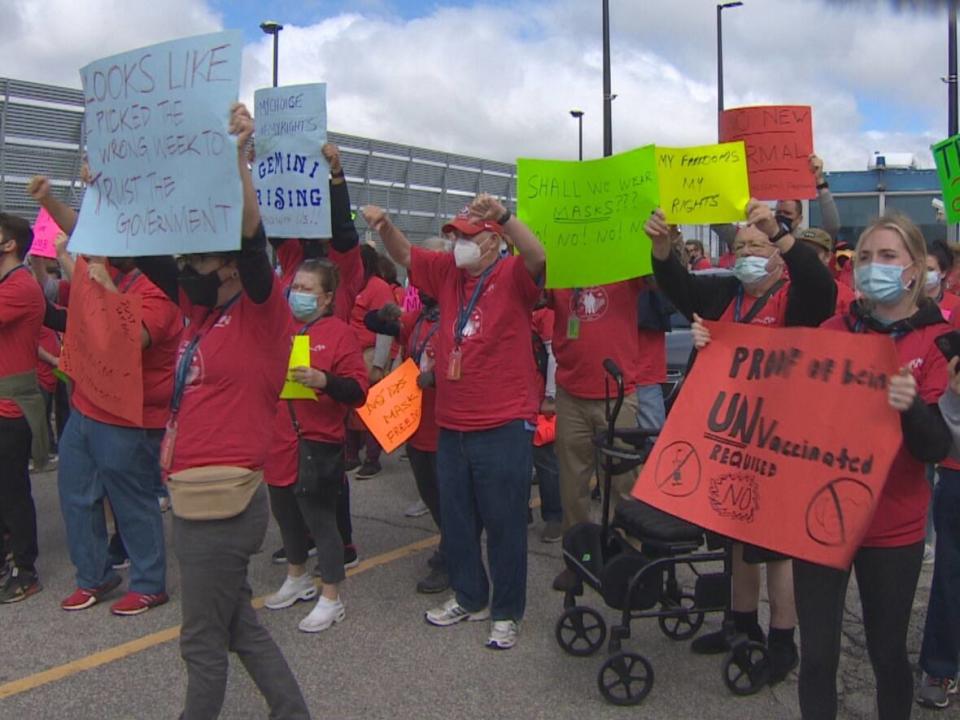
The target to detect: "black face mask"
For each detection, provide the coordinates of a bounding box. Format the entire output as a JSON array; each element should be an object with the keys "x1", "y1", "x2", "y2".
[{"x1": 178, "y1": 265, "x2": 222, "y2": 308}]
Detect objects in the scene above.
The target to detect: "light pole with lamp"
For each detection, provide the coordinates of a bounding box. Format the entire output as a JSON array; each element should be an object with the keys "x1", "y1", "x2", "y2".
[
  {"x1": 717, "y1": 2, "x2": 743, "y2": 117},
  {"x1": 260, "y1": 21, "x2": 284, "y2": 87},
  {"x1": 570, "y1": 109, "x2": 584, "y2": 161}
]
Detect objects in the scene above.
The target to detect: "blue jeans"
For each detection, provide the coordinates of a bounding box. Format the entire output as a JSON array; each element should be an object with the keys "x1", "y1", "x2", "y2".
[
  {"x1": 635, "y1": 383, "x2": 666, "y2": 430},
  {"x1": 58, "y1": 410, "x2": 166, "y2": 594},
  {"x1": 920, "y1": 467, "x2": 960, "y2": 679},
  {"x1": 533, "y1": 443, "x2": 562, "y2": 523},
  {"x1": 437, "y1": 421, "x2": 532, "y2": 621}
]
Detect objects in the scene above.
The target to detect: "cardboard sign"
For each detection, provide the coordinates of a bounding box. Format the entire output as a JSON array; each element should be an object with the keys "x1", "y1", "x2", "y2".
[
  {"x1": 60, "y1": 258, "x2": 144, "y2": 426},
  {"x1": 356, "y1": 358, "x2": 423, "y2": 454},
  {"x1": 30, "y1": 207, "x2": 61, "y2": 259},
  {"x1": 280, "y1": 335, "x2": 318, "y2": 400},
  {"x1": 719, "y1": 105, "x2": 815, "y2": 201},
  {"x1": 657, "y1": 142, "x2": 750, "y2": 224},
  {"x1": 71, "y1": 30, "x2": 244, "y2": 256},
  {"x1": 932, "y1": 134, "x2": 960, "y2": 223},
  {"x1": 253, "y1": 84, "x2": 331, "y2": 239},
  {"x1": 632, "y1": 321, "x2": 902, "y2": 569},
  {"x1": 517, "y1": 146, "x2": 659, "y2": 288}
]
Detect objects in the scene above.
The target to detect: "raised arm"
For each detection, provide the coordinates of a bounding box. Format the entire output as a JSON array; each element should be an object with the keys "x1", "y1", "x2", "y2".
[
  {"x1": 470, "y1": 193, "x2": 545, "y2": 279},
  {"x1": 362, "y1": 206, "x2": 411, "y2": 268},
  {"x1": 323, "y1": 143, "x2": 360, "y2": 254},
  {"x1": 27, "y1": 175, "x2": 78, "y2": 235},
  {"x1": 231, "y1": 103, "x2": 261, "y2": 240}
]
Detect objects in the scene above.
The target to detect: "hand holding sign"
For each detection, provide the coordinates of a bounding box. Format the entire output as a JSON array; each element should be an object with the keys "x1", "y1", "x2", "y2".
[
  {"x1": 229, "y1": 102, "x2": 254, "y2": 151},
  {"x1": 322, "y1": 143, "x2": 342, "y2": 176},
  {"x1": 356, "y1": 359, "x2": 423, "y2": 454},
  {"x1": 887, "y1": 367, "x2": 917, "y2": 411}
]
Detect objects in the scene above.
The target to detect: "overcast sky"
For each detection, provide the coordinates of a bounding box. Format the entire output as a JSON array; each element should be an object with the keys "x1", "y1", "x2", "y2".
[{"x1": 0, "y1": 0, "x2": 951, "y2": 170}]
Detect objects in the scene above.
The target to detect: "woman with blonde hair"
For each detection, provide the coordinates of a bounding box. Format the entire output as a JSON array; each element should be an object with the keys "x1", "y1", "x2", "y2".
[{"x1": 793, "y1": 214, "x2": 952, "y2": 720}]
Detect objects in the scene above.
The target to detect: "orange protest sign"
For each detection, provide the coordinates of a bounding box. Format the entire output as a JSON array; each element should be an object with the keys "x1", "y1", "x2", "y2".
[
  {"x1": 60, "y1": 258, "x2": 144, "y2": 426},
  {"x1": 719, "y1": 105, "x2": 816, "y2": 201},
  {"x1": 632, "y1": 321, "x2": 902, "y2": 569},
  {"x1": 356, "y1": 358, "x2": 423, "y2": 454}
]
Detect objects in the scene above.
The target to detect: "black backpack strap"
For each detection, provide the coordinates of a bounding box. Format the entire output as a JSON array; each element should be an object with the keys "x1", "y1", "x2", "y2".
[{"x1": 739, "y1": 279, "x2": 787, "y2": 324}]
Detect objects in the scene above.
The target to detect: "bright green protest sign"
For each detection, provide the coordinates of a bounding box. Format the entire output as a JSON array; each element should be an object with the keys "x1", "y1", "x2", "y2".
[
  {"x1": 933, "y1": 134, "x2": 960, "y2": 223},
  {"x1": 517, "y1": 146, "x2": 659, "y2": 289},
  {"x1": 657, "y1": 142, "x2": 750, "y2": 224}
]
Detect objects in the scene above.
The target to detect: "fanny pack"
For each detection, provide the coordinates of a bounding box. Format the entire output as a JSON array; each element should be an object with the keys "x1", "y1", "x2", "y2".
[{"x1": 166, "y1": 466, "x2": 262, "y2": 520}]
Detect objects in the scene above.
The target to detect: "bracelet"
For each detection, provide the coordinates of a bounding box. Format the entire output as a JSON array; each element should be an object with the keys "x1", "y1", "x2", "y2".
[
  {"x1": 497, "y1": 209, "x2": 512, "y2": 225},
  {"x1": 816, "y1": 181, "x2": 829, "y2": 190}
]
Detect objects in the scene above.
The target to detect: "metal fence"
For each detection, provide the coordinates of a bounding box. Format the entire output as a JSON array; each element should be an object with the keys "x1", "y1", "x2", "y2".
[{"x1": 0, "y1": 77, "x2": 517, "y2": 245}]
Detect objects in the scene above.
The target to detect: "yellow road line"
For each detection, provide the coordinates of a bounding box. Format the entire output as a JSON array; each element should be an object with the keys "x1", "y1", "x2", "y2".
[{"x1": 0, "y1": 533, "x2": 440, "y2": 701}]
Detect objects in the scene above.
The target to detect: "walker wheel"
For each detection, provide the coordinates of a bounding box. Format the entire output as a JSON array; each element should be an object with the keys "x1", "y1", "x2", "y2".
[
  {"x1": 723, "y1": 641, "x2": 770, "y2": 696},
  {"x1": 555, "y1": 606, "x2": 607, "y2": 657},
  {"x1": 657, "y1": 593, "x2": 704, "y2": 641},
  {"x1": 597, "y1": 651, "x2": 654, "y2": 706}
]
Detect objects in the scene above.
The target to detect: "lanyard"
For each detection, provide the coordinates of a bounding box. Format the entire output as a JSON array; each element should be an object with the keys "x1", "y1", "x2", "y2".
[
  {"x1": 171, "y1": 293, "x2": 241, "y2": 414},
  {"x1": 455, "y1": 262, "x2": 497, "y2": 346},
  {"x1": 852, "y1": 318, "x2": 910, "y2": 340},
  {"x1": 410, "y1": 309, "x2": 440, "y2": 363},
  {"x1": 297, "y1": 316, "x2": 323, "y2": 335},
  {"x1": 115, "y1": 269, "x2": 141, "y2": 294}
]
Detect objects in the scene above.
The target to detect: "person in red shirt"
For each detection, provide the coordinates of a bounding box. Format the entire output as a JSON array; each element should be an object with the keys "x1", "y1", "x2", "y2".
[
  {"x1": 263, "y1": 260, "x2": 368, "y2": 633},
  {"x1": 796, "y1": 227, "x2": 856, "y2": 317},
  {"x1": 531, "y1": 297, "x2": 563, "y2": 543},
  {"x1": 647, "y1": 201, "x2": 836, "y2": 684},
  {"x1": 28, "y1": 175, "x2": 181, "y2": 617},
  {"x1": 925, "y1": 239, "x2": 960, "y2": 328},
  {"x1": 796, "y1": 215, "x2": 952, "y2": 720},
  {"x1": 363, "y1": 193, "x2": 545, "y2": 650},
  {"x1": 36, "y1": 325, "x2": 61, "y2": 452},
  {"x1": 684, "y1": 240, "x2": 712, "y2": 271},
  {"x1": 0, "y1": 213, "x2": 47, "y2": 603},
  {"x1": 136, "y1": 103, "x2": 309, "y2": 719}
]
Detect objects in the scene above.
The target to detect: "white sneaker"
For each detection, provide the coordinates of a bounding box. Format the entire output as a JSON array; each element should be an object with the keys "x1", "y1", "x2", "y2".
[
  {"x1": 264, "y1": 574, "x2": 317, "y2": 610},
  {"x1": 425, "y1": 597, "x2": 490, "y2": 627},
  {"x1": 298, "y1": 596, "x2": 345, "y2": 633},
  {"x1": 486, "y1": 620, "x2": 519, "y2": 650},
  {"x1": 405, "y1": 499, "x2": 430, "y2": 518}
]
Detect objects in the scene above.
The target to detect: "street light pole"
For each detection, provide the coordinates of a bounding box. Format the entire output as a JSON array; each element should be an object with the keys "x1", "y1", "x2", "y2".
[
  {"x1": 570, "y1": 110, "x2": 584, "y2": 161},
  {"x1": 602, "y1": 0, "x2": 612, "y2": 157},
  {"x1": 717, "y1": 2, "x2": 743, "y2": 120},
  {"x1": 950, "y1": 0, "x2": 958, "y2": 137},
  {"x1": 260, "y1": 21, "x2": 284, "y2": 87}
]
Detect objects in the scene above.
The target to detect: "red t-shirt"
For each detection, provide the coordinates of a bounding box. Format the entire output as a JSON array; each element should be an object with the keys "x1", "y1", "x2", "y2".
[
  {"x1": 717, "y1": 253, "x2": 736, "y2": 269},
  {"x1": 400, "y1": 309, "x2": 440, "y2": 451},
  {"x1": 168, "y1": 281, "x2": 291, "y2": 473},
  {"x1": 57, "y1": 279, "x2": 71, "y2": 307},
  {"x1": 532, "y1": 306, "x2": 555, "y2": 403},
  {"x1": 551, "y1": 279, "x2": 663, "y2": 399},
  {"x1": 691, "y1": 257, "x2": 712, "y2": 271},
  {"x1": 719, "y1": 282, "x2": 790, "y2": 327},
  {"x1": 409, "y1": 247, "x2": 541, "y2": 431},
  {"x1": 37, "y1": 326, "x2": 60, "y2": 394},
  {"x1": 265, "y1": 315, "x2": 370, "y2": 487},
  {"x1": 821, "y1": 313, "x2": 949, "y2": 547},
  {"x1": 636, "y1": 328, "x2": 667, "y2": 385},
  {"x1": 938, "y1": 291, "x2": 960, "y2": 327},
  {"x1": 835, "y1": 280, "x2": 856, "y2": 318},
  {"x1": 275, "y1": 239, "x2": 364, "y2": 324},
  {"x1": 71, "y1": 268, "x2": 182, "y2": 429},
  {"x1": 350, "y1": 276, "x2": 395, "y2": 350},
  {"x1": 0, "y1": 266, "x2": 44, "y2": 418}
]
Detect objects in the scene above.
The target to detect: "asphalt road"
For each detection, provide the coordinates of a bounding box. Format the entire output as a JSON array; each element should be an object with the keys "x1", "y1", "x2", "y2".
[{"x1": 0, "y1": 452, "x2": 949, "y2": 720}]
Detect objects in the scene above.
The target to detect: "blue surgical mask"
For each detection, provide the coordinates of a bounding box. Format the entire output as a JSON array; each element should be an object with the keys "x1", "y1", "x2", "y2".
[
  {"x1": 288, "y1": 290, "x2": 319, "y2": 319},
  {"x1": 926, "y1": 269, "x2": 942, "y2": 290},
  {"x1": 733, "y1": 256, "x2": 771, "y2": 286},
  {"x1": 855, "y1": 263, "x2": 911, "y2": 305}
]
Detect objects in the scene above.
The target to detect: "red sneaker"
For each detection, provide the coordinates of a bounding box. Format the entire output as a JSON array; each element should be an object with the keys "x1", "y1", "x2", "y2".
[
  {"x1": 61, "y1": 575, "x2": 122, "y2": 611},
  {"x1": 110, "y1": 591, "x2": 169, "y2": 616}
]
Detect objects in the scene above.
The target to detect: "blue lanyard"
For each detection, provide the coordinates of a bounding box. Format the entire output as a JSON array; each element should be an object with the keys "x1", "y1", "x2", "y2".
[
  {"x1": 455, "y1": 262, "x2": 497, "y2": 346},
  {"x1": 852, "y1": 318, "x2": 910, "y2": 340},
  {"x1": 733, "y1": 286, "x2": 746, "y2": 322},
  {"x1": 171, "y1": 293, "x2": 241, "y2": 414},
  {"x1": 410, "y1": 310, "x2": 440, "y2": 363}
]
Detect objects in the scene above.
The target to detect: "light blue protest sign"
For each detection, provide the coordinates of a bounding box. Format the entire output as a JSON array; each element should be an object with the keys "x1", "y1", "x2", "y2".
[
  {"x1": 253, "y1": 84, "x2": 331, "y2": 238},
  {"x1": 71, "y1": 30, "x2": 244, "y2": 256}
]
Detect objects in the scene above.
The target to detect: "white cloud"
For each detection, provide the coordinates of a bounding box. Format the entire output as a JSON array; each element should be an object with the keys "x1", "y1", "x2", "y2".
[{"x1": 0, "y1": 0, "x2": 952, "y2": 170}]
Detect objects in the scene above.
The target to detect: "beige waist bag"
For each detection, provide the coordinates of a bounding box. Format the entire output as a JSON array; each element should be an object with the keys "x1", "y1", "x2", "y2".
[{"x1": 167, "y1": 466, "x2": 263, "y2": 520}]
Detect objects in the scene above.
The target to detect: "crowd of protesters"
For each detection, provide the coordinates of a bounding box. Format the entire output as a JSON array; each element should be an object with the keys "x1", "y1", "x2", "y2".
[{"x1": 2, "y1": 99, "x2": 960, "y2": 719}]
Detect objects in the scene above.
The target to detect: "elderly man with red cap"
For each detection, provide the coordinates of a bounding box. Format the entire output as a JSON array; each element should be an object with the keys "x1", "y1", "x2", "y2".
[{"x1": 362, "y1": 194, "x2": 545, "y2": 650}]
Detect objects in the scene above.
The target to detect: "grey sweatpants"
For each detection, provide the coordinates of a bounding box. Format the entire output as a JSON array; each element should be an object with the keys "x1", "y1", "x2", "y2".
[{"x1": 173, "y1": 484, "x2": 310, "y2": 720}]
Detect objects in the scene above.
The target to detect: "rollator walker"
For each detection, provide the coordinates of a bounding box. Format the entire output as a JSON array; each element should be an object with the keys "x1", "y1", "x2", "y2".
[{"x1": 555, "y1": 359, "x2": 771, "y2": 705}]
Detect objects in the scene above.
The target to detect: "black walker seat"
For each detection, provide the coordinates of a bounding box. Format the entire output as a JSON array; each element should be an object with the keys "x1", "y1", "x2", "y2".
[{"x1": 554, "y1": 358, "x2": 768, "y2": 706}]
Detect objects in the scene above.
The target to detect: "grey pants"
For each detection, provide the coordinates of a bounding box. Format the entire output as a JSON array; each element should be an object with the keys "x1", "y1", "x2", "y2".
[
  {"x1": 268, "y1": 483, "x2": 345, "y2": 585},
  {"x1": 173, "y1": 484, "x2": 310, "y2": 720}
]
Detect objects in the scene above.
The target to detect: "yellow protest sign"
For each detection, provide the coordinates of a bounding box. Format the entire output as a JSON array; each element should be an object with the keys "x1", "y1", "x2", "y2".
[
  {"x1": 657, "y1": 142, "x2": 750, "y2": 224},
  {"x1": 356, "y1": 359, "x2": 423, "y2": 454},
  {"x1": 280, "y1": 335, "x2": 318, "y2": 400}
]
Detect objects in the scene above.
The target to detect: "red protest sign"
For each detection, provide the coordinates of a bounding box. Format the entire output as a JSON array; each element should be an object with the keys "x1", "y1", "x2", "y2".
[
  {"x1": 30, "y1": 207, "x2": 61, "y2": 259},
  {"x1": 60, "y1": 258, "x2": 144, "y2": 426},
  {"x1": 719, "y1": 105, "x2": 816, "y2": 201},
  {"x1": 632, "y1": 321, "x2": 901, "y2": 569},
  {"x1": 356, "y1": 358, "x2": 423, "y2": 454}
]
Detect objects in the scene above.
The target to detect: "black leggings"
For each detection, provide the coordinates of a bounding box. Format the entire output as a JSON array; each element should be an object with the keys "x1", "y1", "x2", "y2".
[
  {"x1": 0, "y1": 417, "x2": 38, "y2": 572},
  {"x1": 269, "y1": 483, "x2": 345, "y2": 585},
  {"x1": 794, "y1": 542, "x2": 924, "y2": 720}
]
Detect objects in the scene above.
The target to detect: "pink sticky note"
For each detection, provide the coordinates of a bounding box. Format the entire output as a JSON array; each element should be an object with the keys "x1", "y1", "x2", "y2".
[{"x1": 31, "y1": 207, "x2": 61, "y2": 259}]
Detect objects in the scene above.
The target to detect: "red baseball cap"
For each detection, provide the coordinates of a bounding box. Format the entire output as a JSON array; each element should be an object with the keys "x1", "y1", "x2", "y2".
[{"x1": 442, "y1": 208, "x2": 503, "y2": 237}]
